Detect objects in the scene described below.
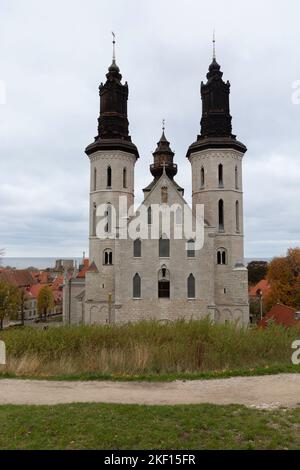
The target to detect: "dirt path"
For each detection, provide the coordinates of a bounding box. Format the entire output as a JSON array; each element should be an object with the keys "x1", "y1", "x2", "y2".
[{"x1": 0, "y1": 374, "x2": 299, "y2": 409}]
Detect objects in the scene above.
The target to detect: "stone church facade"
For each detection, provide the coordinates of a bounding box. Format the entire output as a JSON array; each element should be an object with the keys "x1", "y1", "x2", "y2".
[{"x1": 63, "y1": 46, "x2": 249, "y2": 326}]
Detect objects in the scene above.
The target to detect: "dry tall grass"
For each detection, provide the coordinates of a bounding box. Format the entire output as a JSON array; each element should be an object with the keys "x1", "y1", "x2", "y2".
[{"x1": 0, "y1": 319, "x2": 299, "y2": 377}]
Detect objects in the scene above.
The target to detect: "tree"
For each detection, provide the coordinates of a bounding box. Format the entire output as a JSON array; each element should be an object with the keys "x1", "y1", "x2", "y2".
[
  {"x1": 247, "y1": 261, "x2": 269, "y2": 286},
  {"x1": 20, "y1": 288, "x2": 29, "y2": 326},
  {"x1": 37, "y1": 286, "x2": 54, "y2": 321},
  {"x1": 0, "y1": 281, "x2": 21, "y2": 330},
  {"x1": 267, "y1": 248, "x2": 300, "y2": 310}
]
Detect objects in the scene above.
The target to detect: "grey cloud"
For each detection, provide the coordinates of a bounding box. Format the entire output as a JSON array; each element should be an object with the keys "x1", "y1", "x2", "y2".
[{"x1": 0, "y1": 0, "x2": 299, "y2": 257}]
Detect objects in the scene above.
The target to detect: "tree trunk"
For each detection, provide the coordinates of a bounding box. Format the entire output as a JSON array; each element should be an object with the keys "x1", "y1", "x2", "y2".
[
  {"x1": 21, "y1": 303, "x2": 25, "y2": 326},
  {"x1": 0, "y1": 318, "x2": 3, "y2": 331}
]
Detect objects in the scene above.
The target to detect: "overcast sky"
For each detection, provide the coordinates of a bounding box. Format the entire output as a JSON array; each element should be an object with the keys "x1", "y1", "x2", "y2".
[{"x1": 0, "y1": 0, "x2": 300, "y2": 259}]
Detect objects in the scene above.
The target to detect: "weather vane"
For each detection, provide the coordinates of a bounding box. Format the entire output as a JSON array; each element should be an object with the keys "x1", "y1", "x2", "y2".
[
  {"x1": 112, "y1": 31, "x2": 116, "y2": 61},
  {"x1": 213, "y1": 29, "x2": 216, "y2": 60},
  {"x1": 162, "y1": 119, "x2": 165, "y2": 132}
]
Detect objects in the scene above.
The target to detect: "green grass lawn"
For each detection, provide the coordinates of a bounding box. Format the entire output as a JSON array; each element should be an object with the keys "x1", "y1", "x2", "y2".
[{"x1": 0, "y1": 403, "x2": 300, "y2": 450}]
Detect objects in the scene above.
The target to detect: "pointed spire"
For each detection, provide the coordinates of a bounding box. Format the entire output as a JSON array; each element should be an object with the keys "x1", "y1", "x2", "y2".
[
  {"x1": 155, "y1": 121, "x2": 173, "y2": 154},
  {"x1": 112, "y1": 31, "x2": 116, "y2": 62},
  {"x1": 212, "y1": 29, "x2": 216, "y2": 60},
  {"x1": 158, "y1": 119, "x2": 168, "y2": 144},
  {"x1": 207, "y1": 30, "x2": 222, "y2": 79},
  {"x1": 85, "y1": 33, "x2": 139, "y2": 159},
  {"x1": 108, "y1": 31, "x2": 120, "y2": 73}
]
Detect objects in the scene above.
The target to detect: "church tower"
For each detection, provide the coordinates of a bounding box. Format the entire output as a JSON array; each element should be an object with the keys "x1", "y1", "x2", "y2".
[
  {"x1": 143, "y1": 124, "x2": 183, "y2": 194},
  {"x1": 186, "y1": 39, "x2": 249, "y2": 323},
  {"x1": 84, "y1": 36, "x2": 139, "y2": 323}
]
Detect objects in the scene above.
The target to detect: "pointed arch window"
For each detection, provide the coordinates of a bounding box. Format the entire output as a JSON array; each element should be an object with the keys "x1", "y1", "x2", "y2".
[
  {"x1": 107, "y1": 166, "x2": 112, "y2": 188},
  {"x1": 133, "y1": 239, "x2": 142, "y2": 258},
  {"x1": 175, "y1": 206, "x2": 182, "y2": 225},
  {"x1": 103, "y1": 249, "x2": 113, "y2": 265},
  {"x1": 92, "y1": 203, "x2": 97, "y2": 236},
  {"x1": 123, "y1": 168, "x2": 127, "y2": 189},
  {"x1": 158, "y1": 266, "x2": 170, "y2": 299},
  {"x1": 187, "y1": 274, "x2": 196, "y2": 299},
  {"x1": 133, "y1": 273, "x2": 141, "y2": 299},
  {"x1": 217, "y1": 248, "x2": 227, "y2": 266},
  {"x1": 159, "y1": 235, "x2": 170, "y2": 258},
  {"x1": 93, "y1": 168, "x2": 97, "y2": 191},
  {"x1": 236, "y1": 200, "x2": 240, "y2": 233},
  {"x1": 187, "y1": 240, "x2": 195, "y2": 258},
  {"x1": 235, "y1": 166, "x2": 239, "y2": 190},
  {"x1": 218, "y1": 164, "x2": 224, "y2": 188},
  {"x1": 218, "y1": 199, "x2": 224, "y2": 232},
  {"x1": 201, "y1": 166, "x2": 205, "y2": 189},
  {"x1": 147, "y1": 206, "x2": 152, "y2": 225}
]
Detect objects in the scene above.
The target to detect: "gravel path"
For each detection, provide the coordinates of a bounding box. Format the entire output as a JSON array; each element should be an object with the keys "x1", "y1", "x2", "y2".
[{"x1": 0, "y1": 374, "x2": 299, "y2": 409}]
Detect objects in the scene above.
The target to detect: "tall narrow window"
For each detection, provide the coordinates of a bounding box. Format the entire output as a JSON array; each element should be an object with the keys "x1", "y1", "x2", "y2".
[
  {"x1": 123, "y1": 168, "x2": 127, "y2": 188},
  {"x1": 93, "y1": 168, "x2": 97, "y2": 191},
  {"x1": 187, "y1": 274, "x2": 196, "y2": 299},
  {"x1": 103, "y1": 249, "x2": 113, "y2": 265},
  {"x1": 159, "y1": 236, "x2": 170, "y2": 258},
  {"x1": 104, "y1": 203, "x2": 112, "y2": 234},
  {"x1": 236, "y1": 200, "x2": 240, "y2": 232},
  {"x1": 158, "y1": 266, "x2": 170, "y2": 299},
  {"x1": 161, "y1": 186, "x2": 168, "y2": 204},
  {"x1": 92, "y1": 203, "x2": 97, "y2": 236},
  {"x1": 218, "y1": 164, "x2": 224, "y2": 187},
  {"x1": 201, "y1": 166, "x2": 205, "y2": 188},
  {"x1": 147, "y1": 206, "x2": 152, "y2": 225},
  {"x1": 218, "y1": 199, "x2": 224, "y2": 231},
  {"x1": 175, "y1": 206, "x2": 182, "y2": 225},
  {"x1": 107, "y1": 166, "x2": 112, "y2": 188},
  {"x1": 235, "y1": 166, "x2": 239, "y2": 190},
  {"x1": 187, "y1": 240, "x2": 195, "y2": 258},
  {"x1": 133, "y1": 239, "x2": 142, "y2": 258},
  {"x1": 133, "y1": 273, "x2": 141, "y2": 299}
]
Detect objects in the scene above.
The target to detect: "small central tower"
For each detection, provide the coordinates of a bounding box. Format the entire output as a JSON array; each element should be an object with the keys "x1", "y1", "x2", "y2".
[
  {"x1": 144, "y1": 123, "x2": 183, "y2": 194},
  {"x1": 187, "y1": 38, "x2": 249, "y2": 324}
]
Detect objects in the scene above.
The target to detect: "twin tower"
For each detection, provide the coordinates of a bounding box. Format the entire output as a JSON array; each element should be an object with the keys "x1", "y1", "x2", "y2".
[{"x1": 77, "y1": 43, "x2": 249, "y2": 325}]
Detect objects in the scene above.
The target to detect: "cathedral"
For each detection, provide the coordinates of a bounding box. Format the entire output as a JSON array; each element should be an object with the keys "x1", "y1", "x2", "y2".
[{"x1": 63, "y1": 41, "x2": 249, "y2": 326}]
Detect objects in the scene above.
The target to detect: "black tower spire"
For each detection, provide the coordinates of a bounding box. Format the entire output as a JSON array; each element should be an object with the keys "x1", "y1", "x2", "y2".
[
  {"x1": 187, "y1": 40, "x2": 246, "y2": 158},
  {"x1": 86, "y1": 34, "x2": 139, "y2": 158},
  {"x1": 200, "y1": 57, "x2": 233, "y2": 138}
]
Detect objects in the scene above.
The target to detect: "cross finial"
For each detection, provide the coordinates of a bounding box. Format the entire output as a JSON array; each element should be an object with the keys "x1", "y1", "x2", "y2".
[
  {"x1": 213, "y1": 29, "x2": 216, "y2": 60},
  {"x1": 112, "y1": 31, "x2": 116, "y2": 62},
  {"x1": 162, "y1": 161, "x2": 167, "y2": 175}
]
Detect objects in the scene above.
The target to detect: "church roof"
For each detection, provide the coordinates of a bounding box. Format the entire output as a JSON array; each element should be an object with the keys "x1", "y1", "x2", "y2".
[{"x1": 143, "y1": 177, "x2": 183, "y2": 194}]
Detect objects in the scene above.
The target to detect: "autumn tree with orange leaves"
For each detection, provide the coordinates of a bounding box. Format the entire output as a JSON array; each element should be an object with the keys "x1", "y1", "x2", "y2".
[{"x1": 267, "y1": 248, "x2": 300, "y2": 310}]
